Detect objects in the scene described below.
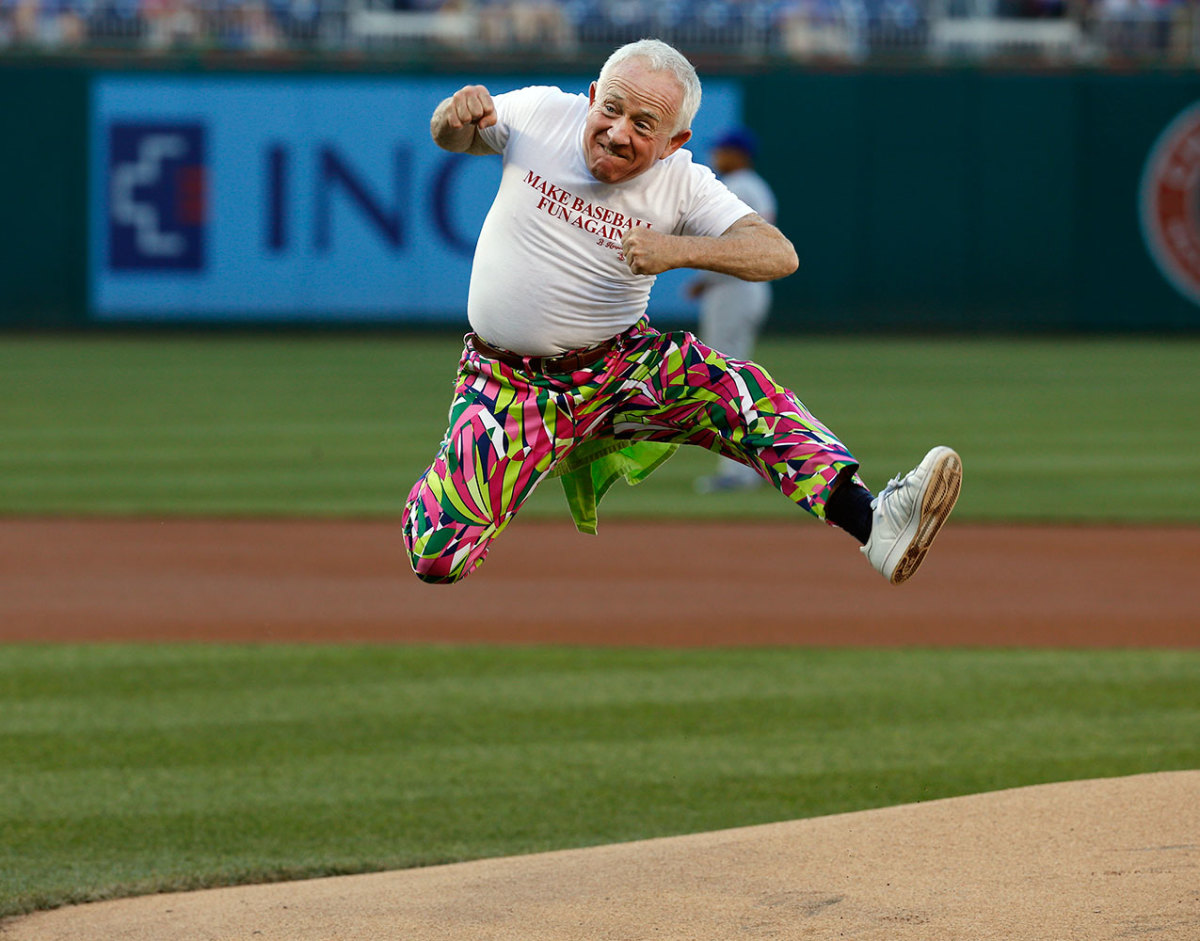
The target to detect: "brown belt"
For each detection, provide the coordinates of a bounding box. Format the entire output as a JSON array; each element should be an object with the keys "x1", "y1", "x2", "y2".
[{"x1": 469, "y1": 332, "x2": 622, "y2": 374}]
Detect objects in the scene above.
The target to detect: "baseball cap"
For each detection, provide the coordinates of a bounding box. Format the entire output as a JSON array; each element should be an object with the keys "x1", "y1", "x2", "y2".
[{"x1": 712, "y1": 127, "x2": 758, "y2": 158}]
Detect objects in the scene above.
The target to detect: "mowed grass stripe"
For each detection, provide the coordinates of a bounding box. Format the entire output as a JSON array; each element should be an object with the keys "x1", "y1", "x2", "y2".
[
  {"x1": 2, "y1": 334, "x2": 1198, "y2": 520},
  {"x1": 2, "y1": 645, "x2": 1198, "y2": 916}
]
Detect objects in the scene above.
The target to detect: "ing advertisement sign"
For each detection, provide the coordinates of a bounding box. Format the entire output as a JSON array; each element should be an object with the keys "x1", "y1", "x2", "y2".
[{"x1": 89, "y1": 75, "x2": 740, "y2": 322}]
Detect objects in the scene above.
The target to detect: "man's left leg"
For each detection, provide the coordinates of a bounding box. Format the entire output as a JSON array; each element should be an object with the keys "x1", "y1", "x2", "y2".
[
  {"x1": 605, "y1": 329, "x2": 961, "y2": 583},
  {"x1": 604, "y1": 328, "x2": 859, "y2": 523}
]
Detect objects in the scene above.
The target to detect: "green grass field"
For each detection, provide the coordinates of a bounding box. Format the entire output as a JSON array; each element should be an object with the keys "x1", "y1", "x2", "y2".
[
  {"x1": 2, "y1": 333, "x2": 1198, "y2": 919},
  {"x1": 3, "y1": 645, "x2": 1199, "y2": 917},
  {"x1": 2, "y1": 333, "x2": 1198, "y2": 520}
]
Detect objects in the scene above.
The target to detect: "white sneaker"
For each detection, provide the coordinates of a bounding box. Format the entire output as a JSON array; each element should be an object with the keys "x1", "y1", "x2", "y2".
[{"x1": 862, "y1": 446, "x2": 962, "y2": 585}]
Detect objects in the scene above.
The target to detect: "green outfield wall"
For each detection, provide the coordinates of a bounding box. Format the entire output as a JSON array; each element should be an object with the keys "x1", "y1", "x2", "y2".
[
  {"x1": 0, "y1": 67, "x2": 89, "y2": 328},
  {"x1": 744, "y1": 69, "x2": 1200, "y2": 331},
  {"x1": 3, "y1": 63, "x2": 1199, "y2": 331}
]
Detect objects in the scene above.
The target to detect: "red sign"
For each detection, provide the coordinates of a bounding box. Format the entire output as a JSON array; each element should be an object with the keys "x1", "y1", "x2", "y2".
[{"x1": 1141, "y1": 102, "x2": 1200, "y2": 306}]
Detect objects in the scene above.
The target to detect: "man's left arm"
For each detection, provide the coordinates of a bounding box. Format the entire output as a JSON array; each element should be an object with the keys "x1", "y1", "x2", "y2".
[{"x1": 621, "y1": 213, "x2": 798, "y2": 281}]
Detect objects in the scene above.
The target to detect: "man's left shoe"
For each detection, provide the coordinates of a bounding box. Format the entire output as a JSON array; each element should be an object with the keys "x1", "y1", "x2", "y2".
[{"x1": 861, "y1": 446, "x2": 962, "y2": 585}]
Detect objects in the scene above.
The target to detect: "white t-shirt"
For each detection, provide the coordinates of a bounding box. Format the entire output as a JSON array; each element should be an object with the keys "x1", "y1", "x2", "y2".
[{"x1": 470, "y1": 85, "x2": 755, "y2": 355}]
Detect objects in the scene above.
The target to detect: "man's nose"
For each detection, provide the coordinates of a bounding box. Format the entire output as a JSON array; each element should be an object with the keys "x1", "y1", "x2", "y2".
[{"x1": 607, "y1": 117, "x2": 632, "y2": 145}]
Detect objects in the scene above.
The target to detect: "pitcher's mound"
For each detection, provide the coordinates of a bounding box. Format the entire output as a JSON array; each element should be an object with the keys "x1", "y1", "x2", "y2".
[{"x1": 7, "y1": 771, "x2": 1197, "y2": 940}]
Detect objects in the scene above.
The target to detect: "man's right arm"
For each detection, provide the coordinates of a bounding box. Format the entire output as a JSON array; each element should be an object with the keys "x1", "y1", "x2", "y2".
[{"x1": 431, "y1": 85, "x2": 501, "y2": 156}]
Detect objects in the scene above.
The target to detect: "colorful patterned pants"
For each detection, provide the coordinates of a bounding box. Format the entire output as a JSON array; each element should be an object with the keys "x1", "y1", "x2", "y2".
[{"x1": 403, "y1": 321, "x2": 859, "y2": 584}]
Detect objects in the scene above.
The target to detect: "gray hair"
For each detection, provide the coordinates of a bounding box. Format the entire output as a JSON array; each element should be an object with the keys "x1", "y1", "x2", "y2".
[{"x1": 597, "y1": 39, "x2": 702, "y2": 135}]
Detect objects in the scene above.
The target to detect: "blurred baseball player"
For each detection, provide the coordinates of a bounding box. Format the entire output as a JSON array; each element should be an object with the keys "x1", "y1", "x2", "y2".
[
  {"x1": 687, "y1": 127, "x2": 778, "y2": 494},
  {"x1": 403, "y1": 39, "x2": 962, "y2": 586}
]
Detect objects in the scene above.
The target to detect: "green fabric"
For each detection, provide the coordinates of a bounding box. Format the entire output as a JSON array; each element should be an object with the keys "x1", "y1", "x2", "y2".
[{"x1": 550, "y1": 439, "x2": 679, "y2": 535}]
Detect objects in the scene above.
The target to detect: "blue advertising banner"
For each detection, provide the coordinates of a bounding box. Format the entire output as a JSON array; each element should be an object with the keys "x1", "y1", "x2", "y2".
[{"x1": 90, "y1": 75, "x2": 742, "y2": 323}]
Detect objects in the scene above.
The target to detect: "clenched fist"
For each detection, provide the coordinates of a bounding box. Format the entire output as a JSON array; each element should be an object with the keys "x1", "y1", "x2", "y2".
[
  {"x1": 621, "y1": 226, "x2": 680, "y2": 276},
  {"x1": 432, "y1": 86, "x2": 499, "y2": 154},
  {"x1": 444, "y1": 85, "x2": 497, "y2": 131}
]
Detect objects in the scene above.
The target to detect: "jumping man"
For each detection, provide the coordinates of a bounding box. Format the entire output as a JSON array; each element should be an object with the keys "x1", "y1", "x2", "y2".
[{"x1": 403, "y1": 39, "x2": 962, "y2": 586}]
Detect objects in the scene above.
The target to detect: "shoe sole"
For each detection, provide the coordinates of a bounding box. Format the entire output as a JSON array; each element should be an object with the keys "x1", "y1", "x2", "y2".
[{"x1": 890, "y1": 448, "x2": 962, "y2": 585}]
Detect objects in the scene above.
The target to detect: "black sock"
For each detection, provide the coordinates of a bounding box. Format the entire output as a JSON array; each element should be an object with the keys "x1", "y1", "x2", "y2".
[{"x1": 825, "y1": 482, "x2": 875, "y2": 545}]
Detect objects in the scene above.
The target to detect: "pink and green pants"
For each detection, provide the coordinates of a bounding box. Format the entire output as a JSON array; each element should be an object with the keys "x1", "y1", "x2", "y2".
[{"x1": 403, "y1": 320, "x2": 859, "y2": 584}]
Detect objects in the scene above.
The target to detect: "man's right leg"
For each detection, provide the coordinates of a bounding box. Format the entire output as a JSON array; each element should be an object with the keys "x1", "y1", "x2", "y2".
[{"x1": 403, "y1": 353, "x2": 565, "y2": 584}]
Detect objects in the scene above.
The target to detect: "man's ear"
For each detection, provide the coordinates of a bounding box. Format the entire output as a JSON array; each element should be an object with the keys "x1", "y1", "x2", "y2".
[
  {"x1": 588, "y1": 81, "x2": 597, "y2": 106},
  {"x1": 661, "y1": 128, "x2": 693, "y2": 160}
]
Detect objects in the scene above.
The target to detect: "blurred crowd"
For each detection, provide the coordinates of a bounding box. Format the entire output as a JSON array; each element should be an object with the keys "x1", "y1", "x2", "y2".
[
  {"x1": 0, "y1": 0, "x2": 329, "y2": 51},
  {"x1": 0, "y1": 0, "x2": 1194, "y2": 61}
]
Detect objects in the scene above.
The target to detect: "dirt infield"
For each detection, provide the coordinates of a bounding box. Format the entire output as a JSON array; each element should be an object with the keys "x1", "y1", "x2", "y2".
[
  {"x1": 2, "y1": 519, "x2": 1197, "y2": 940},
  {"x1": 6, "y1": 772, "x2": 1198, "y2": 940},
  {"x1": 2, "y1": 518, "x2": 1198, "y2": 646}
]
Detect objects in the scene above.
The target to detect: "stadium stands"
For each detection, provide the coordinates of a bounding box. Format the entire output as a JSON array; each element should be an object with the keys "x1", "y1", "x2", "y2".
[{"x1": 0, "y1": 0, "x2": 1194, "y2": 63}]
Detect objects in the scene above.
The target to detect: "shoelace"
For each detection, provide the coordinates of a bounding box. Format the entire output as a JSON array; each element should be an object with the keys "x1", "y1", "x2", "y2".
[{"x1": 872, "y1": 471, "x2": 911, "y2": 515}]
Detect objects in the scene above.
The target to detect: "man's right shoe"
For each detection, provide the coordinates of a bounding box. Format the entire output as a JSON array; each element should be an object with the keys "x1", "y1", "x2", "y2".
[{"x1": 861, "y1": 446, "x2": 962, "y2": 585}]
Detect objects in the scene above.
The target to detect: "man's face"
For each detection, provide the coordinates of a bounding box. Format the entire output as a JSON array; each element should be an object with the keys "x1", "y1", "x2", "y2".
[{"x1": 584, "y1": 60, "x2": 692, "y2": 185}]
